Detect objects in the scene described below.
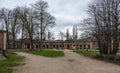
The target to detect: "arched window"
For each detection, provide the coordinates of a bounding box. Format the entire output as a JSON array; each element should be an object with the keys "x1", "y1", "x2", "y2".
[
  {"x1": 80, "y1": 45, "x2": 82, "y2": 49},
  {"x1": 84, "y1": 45, "x2": 86, "y2": 49},
  {"x1": 88, "y1": 45, "x2": 90, "y2": 49}
]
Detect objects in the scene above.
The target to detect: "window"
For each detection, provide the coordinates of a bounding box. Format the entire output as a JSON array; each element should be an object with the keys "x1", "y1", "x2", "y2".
[
  {"x1": 36, "y1": 45, "x2": 39, "y2": 48},
  {"x1": 46, "y1": 45, "x2": 49, "y2": 48},
  {"x1": 88, "y1": 45, "x2": 90, "y2": 49},
  {"x1": 43, "y1": 45, "x2": 45, "y2": 48},
  {"x1": 77, "y1": 44, "x2": 78, "y2": 46},
  {"x1": 59, "y1": 45, "x2": 61, "y2": 48},
  {"x1": 56, "y1": 45, "x2": 58, "y2": 48},
  {"x1": 84, "y1": 45, "x2": 86, "y2": 49},
  {"x1": 53, "y1": 45, "x2": 55, "y2": 48},
  {"x1": 80, "y1": 45, "x2": 82, "y2": 49}
]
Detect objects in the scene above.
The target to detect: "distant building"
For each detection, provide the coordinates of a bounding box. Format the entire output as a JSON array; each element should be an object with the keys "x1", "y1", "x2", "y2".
[
  {"x1": 8, "y1": 38, "x2": 97, "y2": 50},
  {"x1": 6, "y1": 26, "x2": 97, "y2": 49}
]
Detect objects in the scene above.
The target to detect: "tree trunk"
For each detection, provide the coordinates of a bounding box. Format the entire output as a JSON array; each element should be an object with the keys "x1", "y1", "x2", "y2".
[
  {"x1": 12, "y1": 34, "x2": 15, "y2": 49},
  {"x1": 2, "y1": 50, "x2": 7, "y2": 58}
]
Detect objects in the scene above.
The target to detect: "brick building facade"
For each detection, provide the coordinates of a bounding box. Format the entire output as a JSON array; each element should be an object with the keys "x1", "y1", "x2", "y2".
[
  {"x1": 0, "y1": 30, "x2": 7, "y2": 50},
  {"x1": 9, "y1": 39, "x2": 97, "y2": 49},
  {"x1": 0, "y1": 30, "x2": 96, "y2": 50}
]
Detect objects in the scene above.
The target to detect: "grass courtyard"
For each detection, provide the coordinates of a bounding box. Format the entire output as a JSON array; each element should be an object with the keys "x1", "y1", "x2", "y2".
[
  {"x1": 74, "y1": 49, "x2": 99, "y2": 56},
  {"x1": 0, "y1": 52, "x2": 25, "y2": 73},
  {"x1": 28, "y1": 49, "x2": 64, "y2": 57},
  {"x1": 74, "y1": 49, "x2": 120, "y2": 65}
]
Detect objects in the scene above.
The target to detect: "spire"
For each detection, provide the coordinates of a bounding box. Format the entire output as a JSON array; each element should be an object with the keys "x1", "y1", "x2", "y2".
[
  {"x1": 73, "y1": 25, "x2": 78, "y2": 40},
  {"x1": 48, "y1": 31, "x2": 51, "y2": 40},
  {"x1": 73, "y1": 25, "x2": 75, "y2": 40},
  {"x1": 66, "y1": 28, "x2": 69, "y2": 40}
]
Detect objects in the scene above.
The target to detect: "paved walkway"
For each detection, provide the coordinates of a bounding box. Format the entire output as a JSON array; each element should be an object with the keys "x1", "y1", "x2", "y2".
[{"x1": 14, "y1": 49, "x2": 120, "y2": 73}]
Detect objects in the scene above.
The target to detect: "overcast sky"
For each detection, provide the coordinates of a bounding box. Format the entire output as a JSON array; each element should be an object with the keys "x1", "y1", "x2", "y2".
[{"x1": 0, "y1": 0, "x2": 92, "y2": 39}]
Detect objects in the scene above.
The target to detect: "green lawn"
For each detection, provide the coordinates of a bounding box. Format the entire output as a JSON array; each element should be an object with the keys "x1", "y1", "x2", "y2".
[
  {"x1": 74, "y1": 49, "x2": 120, "y2": 65},
  {"x1": 117, "y1": 51, "x2": 120, "y2": 55},
  {"x1": 74, "y1": 50, "x2": 99, "y2": 56},
  {"x1": 28, "y1": 49, "x2": 64, "y2": 57},
  {"x1": 0, "y1": 52, "x2": 25, "y2": 73},
  {"x1": 74, "y1": 49, "x2": 120, "y2": 56}
]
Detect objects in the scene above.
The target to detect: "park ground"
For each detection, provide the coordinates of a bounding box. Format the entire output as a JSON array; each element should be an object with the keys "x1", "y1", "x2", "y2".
[{"x1": 13, "y1": 49, "x2": 120, "y2": 73}]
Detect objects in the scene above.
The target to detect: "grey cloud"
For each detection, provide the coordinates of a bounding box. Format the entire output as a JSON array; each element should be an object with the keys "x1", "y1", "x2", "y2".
[{"x1": 0, "y1": 0, "x2": 92, "y2": 39}]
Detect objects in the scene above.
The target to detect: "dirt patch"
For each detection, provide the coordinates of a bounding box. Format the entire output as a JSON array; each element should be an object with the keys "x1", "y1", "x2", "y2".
[{"x1": 14, "y1": 49, "x2": 120, "y2": 73}]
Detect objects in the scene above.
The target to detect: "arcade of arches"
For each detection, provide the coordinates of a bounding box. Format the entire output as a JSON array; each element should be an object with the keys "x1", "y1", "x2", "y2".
[{"x1": 9, "y1": 40, "x2": 97, "y2": 49}]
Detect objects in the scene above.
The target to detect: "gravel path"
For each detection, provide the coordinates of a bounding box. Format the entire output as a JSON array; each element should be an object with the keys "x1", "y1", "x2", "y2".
[{"x1": 14, "y1": 49, "x2": 120, "y2": 73}]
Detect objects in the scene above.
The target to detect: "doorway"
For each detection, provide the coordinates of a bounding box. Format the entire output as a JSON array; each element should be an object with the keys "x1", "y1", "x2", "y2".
[
  {"x1": 67, "y1": 45, "x2": 70, "y2": 49},
  {"x1": 27, "y1": 43, "x2": 30, "y2": 49}
]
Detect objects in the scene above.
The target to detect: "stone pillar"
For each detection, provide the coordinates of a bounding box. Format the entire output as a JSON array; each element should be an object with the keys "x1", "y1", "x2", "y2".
[{"x1": 3, "y1": 32, "x2": 7, "y2": 50}]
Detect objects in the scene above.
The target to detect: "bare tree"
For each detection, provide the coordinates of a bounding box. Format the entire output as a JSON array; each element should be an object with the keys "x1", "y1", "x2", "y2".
[
  {"x1": 32, "y1": 0, "x2": 55, "y2": 49},
  {"x1": 9, "y1": 7, "x2": 21, "y2": 49},
  {"x1": 0, "y1": 21, "x2": 4, "y2": 30},
  {"x1": 0, "y1": 0, "x2": 56, "y2": 50},
  {"x1": 84, "y1": 0, "x2": 120, "y2": 55},
  {"x1": 0, "y1": 8, "x2": 11, "y2": 49},
  {"x1": 19, "y1": 7, "x2": 37, "y2": 49}
]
